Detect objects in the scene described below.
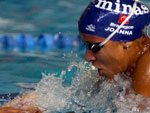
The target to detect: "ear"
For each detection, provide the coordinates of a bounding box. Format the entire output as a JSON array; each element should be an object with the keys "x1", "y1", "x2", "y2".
[{"x1": 121, "y1": 42, "x2": 133, "y2": 50}]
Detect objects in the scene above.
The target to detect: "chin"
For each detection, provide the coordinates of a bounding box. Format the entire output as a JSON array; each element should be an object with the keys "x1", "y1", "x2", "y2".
[{"x1": 98, "y1": 69, "x2": 116, "y2": 79}]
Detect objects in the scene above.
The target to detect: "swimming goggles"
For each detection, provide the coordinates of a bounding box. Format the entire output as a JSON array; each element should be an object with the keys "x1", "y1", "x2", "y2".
[{"x1": 84, "y1": 42, "x2": 104, "y2": 53}]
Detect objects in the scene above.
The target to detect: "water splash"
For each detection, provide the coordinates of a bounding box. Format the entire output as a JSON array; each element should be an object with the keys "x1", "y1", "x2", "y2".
[{"x1": 16, "y1": 61, "x2": 150, "y2": 113}]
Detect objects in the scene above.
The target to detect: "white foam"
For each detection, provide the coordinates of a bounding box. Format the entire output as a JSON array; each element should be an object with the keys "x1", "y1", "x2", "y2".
[{"x1": 15, "y1": 61, "x2": 150, "y2": 113}]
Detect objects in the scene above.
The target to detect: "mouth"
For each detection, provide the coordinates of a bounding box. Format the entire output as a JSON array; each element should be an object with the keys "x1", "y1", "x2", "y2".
[{"x1": 98, "y1": 69, "x2": 103, "y2": 76}]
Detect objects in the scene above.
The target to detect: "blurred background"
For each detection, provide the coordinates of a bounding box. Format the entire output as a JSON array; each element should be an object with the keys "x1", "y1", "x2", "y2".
[{"x1": 0, "y1": 0, "x2": 91, "y2": 36}]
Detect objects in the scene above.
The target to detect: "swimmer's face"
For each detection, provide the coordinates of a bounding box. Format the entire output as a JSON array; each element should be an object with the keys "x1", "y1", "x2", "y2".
[{"x1": 81, "y1": 33, "x2": 136, "y2": 79}]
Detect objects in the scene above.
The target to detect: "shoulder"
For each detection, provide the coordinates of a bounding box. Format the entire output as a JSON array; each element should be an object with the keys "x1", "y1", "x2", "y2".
[
  {"x1": 136, "y1": 50, "x2": 150, "y2": 69},
  {"x1": 132, "y1": 50, "x2": 150, "y2": 97}
]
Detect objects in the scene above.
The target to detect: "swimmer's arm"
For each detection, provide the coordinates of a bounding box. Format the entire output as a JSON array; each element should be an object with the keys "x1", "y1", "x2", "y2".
[
  {"x1": 6, "y1": 92, "x2": 37, "y2": 108},
  {"x1": 4, "y1": 92, "x2": 43, "y2": 112},
  {"x1": 0, "y1": 106, "x2": 42, "y2": 113},
  {"x1": 131, "y1": 50, "x2": 150, "y2": 98}
]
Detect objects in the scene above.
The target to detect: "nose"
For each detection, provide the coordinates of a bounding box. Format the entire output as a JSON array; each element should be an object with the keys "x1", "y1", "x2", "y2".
[{"x1": 85, "y1": 49, "x2": 96, "y2": 62}]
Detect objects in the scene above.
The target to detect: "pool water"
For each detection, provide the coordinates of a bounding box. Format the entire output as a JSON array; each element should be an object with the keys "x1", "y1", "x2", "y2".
[
  {"x1": 5, "y1": 62, "x2": 150, "y2": 113},
  {"x1": 0, "y1": 0, "x2": 150, "y2": 112},
  {"x1": 0, "y1": 50, "x2": 85, "y2": 93},
  {"x1": 0, "y1": 0, "x2": 91, "y2": 93},
  {"x1": 0, "y1": 0, "x2": 91, "y2": 36}
]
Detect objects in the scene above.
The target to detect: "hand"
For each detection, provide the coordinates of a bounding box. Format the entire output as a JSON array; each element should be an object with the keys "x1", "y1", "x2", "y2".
[{"x1": 0, "y1": 106, "x2": 42, "y2": 113}]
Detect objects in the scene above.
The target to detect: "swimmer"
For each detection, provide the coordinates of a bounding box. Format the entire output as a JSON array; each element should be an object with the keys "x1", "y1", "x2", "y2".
[
  {"x1": 78, "y1": 0, "x2": 150, "y2": 97},
  {"x1": 0, "y1": 0, "x2": 150, "y2": 112}
]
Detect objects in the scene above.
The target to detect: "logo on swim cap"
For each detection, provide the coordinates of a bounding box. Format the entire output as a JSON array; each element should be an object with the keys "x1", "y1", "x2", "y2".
[
  {"x1": 86, "y1": 24, "x2": 96, "y2": 32},
  {"x1": 78, "y1": 0, "x2": 150, "y2": 42},
  {"x1": 118, "y1": 15, "x2": 130, "y2": 24}
]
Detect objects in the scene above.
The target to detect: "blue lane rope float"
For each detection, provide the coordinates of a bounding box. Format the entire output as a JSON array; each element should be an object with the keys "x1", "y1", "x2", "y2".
[
  {"x1": 16, "y1": 34, "x2": 36, "y2": 52},
  {"x1": 0, "y1": 34, "x2": 85, "y2": 52},
  {"x1": 37, "y1": 34, "x2": 54, "y2": 51},
  {"x1": 0, "y1": 36, "x2": 15, "y2": 50},
  {"x1": 54, "y1": 34, "x2": 74, "y2": 50}
]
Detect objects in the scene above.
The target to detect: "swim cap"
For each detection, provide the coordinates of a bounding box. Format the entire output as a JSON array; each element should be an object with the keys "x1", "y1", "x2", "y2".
[{"x1": 78, "y1": 0, "x2": 150, "y2": 42}]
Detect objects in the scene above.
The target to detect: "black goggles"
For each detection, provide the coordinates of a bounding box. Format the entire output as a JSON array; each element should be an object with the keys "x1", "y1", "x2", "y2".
[{"x1": 84, "y1": 42, "x2": 104, "y2": 53}]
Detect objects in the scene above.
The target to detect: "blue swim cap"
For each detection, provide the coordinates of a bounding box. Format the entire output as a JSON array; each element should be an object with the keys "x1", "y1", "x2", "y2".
[{"x1": 78, "y1": 0, "x2": 150, "y2": 42}]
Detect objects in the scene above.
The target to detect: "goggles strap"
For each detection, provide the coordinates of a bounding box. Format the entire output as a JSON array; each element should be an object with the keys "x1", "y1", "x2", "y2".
[{"x1": 100, "y1": 0, "x2": 138, "y2": 46}]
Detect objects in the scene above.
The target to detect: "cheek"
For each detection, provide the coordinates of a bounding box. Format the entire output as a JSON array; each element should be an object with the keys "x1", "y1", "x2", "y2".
[
  {"x1": 96, "y1": 50, "x2": 122, "y2": 73},
  {"x1": 96, "y1": 51, "x2": 113, "y2": 65},
  {"x1": 97, "y1": 44, "x2": 123, "y2": 65}
]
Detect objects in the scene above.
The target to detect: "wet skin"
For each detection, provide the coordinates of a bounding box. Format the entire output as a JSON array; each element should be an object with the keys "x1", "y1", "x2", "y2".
[
  {"x1": 81, "y1": 33, "x2": 150, "y2": 98},
  {"x1": 0, "y1": 93, "x2": 43, "y2": 113},
  {"x1": 0, "y1": 106, "x2": 42, "y2": 113}
]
